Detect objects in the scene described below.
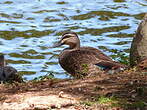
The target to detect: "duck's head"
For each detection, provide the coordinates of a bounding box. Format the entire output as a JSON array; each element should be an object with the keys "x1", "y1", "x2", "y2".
[{"x1": 53, "y1": 32, "x2": 80, "y2": 49}]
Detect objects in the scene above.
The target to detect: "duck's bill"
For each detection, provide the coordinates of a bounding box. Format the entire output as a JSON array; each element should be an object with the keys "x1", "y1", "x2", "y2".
[{"x1": 51, "y1": 41, "x2": 64, "y2": 48}]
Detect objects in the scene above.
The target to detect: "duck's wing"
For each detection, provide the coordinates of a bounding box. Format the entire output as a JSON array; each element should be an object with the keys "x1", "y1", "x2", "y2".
[
  {"x1": 80, "y1": 47, "x2": 112, "y2": 61},
  {"x1": 60, "y1": 47, "x2": 112, "y2": 65},
  {"x1": 63, "y1": 48, "x2": 126, "y2": 68}
]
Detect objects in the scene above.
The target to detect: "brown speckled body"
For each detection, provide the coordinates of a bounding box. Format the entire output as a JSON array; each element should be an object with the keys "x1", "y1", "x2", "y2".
[
  {"x1": 59, "y1": 47, "x2": 125, "y2": 77},
  {"x1": 59, "y1": 47, "x2": 108, "y2": 76}
]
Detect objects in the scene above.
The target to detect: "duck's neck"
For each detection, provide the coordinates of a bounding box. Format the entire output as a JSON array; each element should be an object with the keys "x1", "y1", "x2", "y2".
[{"x1": 0, "y1": 55, "x2": 5, "y2": 67}]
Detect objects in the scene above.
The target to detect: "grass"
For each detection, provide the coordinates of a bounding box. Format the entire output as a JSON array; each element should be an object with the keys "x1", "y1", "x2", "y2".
[
  {"x1": 98, "y1": 96, "x2": 118, "y2": 105},
  {"x1": 81, "y1": 96, "x2": 120, "y2": 107},
  {"x1": 81, "y1": 95, "x2": 147, "y2": 109},
  {"x1": 32, "y1": 73, "x2": 54, "y2": 82},
  {"x1": 123, "y1": 101, "x2": 147, "y2": 109},
  {"x1": 110, "y1": 49, "x2": 130, "y2": 65}
]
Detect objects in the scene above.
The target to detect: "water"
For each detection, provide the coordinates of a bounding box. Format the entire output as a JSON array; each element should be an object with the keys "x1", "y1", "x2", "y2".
[{"x1": 0, "y1": 0, "x2": 147, "y2": 80}]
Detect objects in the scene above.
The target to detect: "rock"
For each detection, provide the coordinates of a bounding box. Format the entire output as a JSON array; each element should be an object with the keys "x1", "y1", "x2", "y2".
[
  {"x1": 130, "y1": 13, "x2": 147, "y2": 67},
  {"x1": 138, "y1": 58, "x2": 147, "y2": 71},
  {"x1": 0, "y1": 93, "x2": 78, "y2": 110}
]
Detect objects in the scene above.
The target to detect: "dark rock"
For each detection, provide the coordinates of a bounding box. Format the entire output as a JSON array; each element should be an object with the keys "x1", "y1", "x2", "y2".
[{"x1": 130, "y1": 13, "x2": 147, "y2": 66}]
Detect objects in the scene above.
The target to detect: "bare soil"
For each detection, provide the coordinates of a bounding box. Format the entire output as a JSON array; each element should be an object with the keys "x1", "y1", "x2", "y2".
[{"x1": 0, "y1": 70, "x2": 147, "y2": 110}]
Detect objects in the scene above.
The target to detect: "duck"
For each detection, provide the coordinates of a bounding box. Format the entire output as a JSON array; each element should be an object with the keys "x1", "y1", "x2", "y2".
[
  {"x1": 52, "y1": 32, "x2": 126, "y2": 78},
  {"x1": 0, "y1": 55, "x2": 21, "y2": 82}
]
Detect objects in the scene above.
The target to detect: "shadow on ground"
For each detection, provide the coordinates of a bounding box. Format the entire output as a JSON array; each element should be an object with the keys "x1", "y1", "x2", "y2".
[{"x1": 0, "y1": 71, "x2": 147, "y2": 109}]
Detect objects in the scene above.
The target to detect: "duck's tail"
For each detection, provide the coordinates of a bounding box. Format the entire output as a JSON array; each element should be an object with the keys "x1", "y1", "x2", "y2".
[{"x1": 95, "y1": 60, "x2": 127, "y2": 74}]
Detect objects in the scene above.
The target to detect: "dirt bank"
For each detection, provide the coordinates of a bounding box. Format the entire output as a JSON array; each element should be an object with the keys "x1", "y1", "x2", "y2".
[{"x1": 0, "y1": 70, "x2": 147, "y2": 110}]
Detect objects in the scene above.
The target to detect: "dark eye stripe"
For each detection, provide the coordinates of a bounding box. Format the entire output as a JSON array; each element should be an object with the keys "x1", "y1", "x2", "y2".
[
  {"x1": 62, "y1": 32, "x2": 78, "y2": 39},
  {"x1": 62, "y1": 35, "x2": 69, "y2": 40},
  {"x1": 61, "y1": 34, "x2": 75, "y2": 40}
]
